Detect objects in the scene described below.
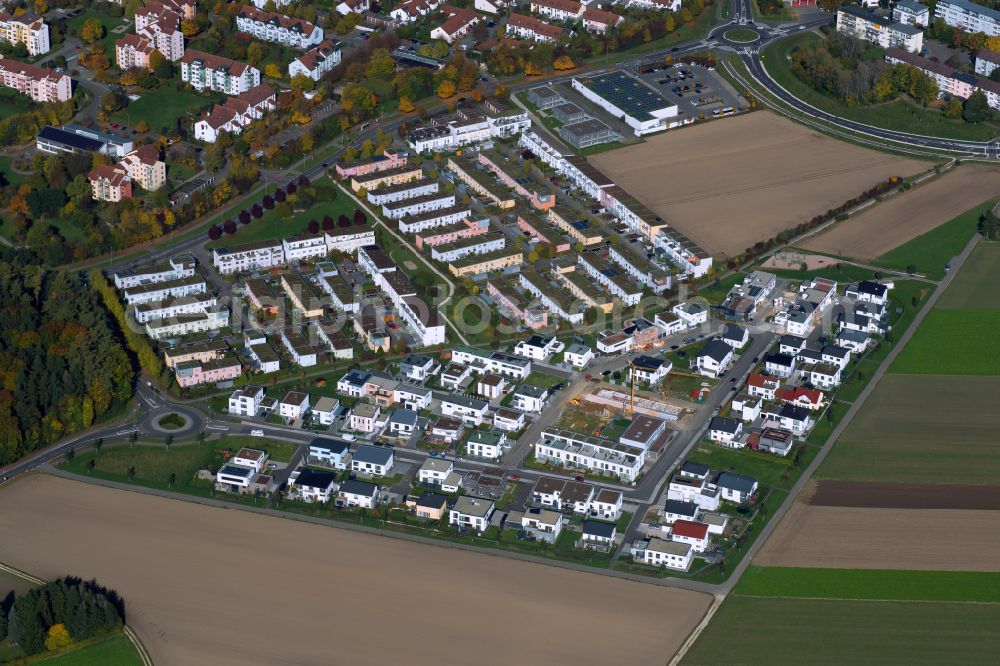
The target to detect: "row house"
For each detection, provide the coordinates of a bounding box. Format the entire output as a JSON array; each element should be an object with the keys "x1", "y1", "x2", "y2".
[
  {"x1": 506, "y1": 12, "x2": 564, "y2": 42},
  {"x1": 577, "y1": 254, "x2": 643, "y2": 306},
  {"x1": 366, "y1": 177, "x2": 438, "y2": 206},
  {"x1": 478, "y1": 151, "x2": 555, "y2": 209},
  {"x1": 181, "y1": 50, "x2": 261, "y2": 94},
  {"x1": 288, "y1": 38, "x2": 341, "y2": 80},
  {"x1": 485, "y1": 277, "x2": 549, "y2": 330},
  {"x1": 398, "y1": 205, "x2": 472, "y2": 234},
  {"x1": 145, "y1": 304, "x2": 230, "y2": 339},
  {"x1": 530, "y1": 0, "x2": 582, "y2": 22},
  {"x1": 430, "y1": 230, "x2": 505, "y2": 263},
  {"x1": 163, "y1": 340, "x2": 228, "y2": 369},
  {"x1": 429, "y1": 6, "x2": 480, "y2": 44},
  {"x1": 335, "y1": 149, "x2": 408, "y2": 179},
  {"x1": 174, "y1": 355, "x2": 242, "y2": 387},
  {"x1": 350, "y1": 164, "x2": 423, "y2": 193},
  {"x1": 448, "y1": 247, "x2": 523, "y2": 278},
  {"x1": 536, "y1": 427, "x2": 645, "y2": 482},
  {"x1": 236, "y1": 6, "x2": 324, "y2": 49},
  {"x1": 413, "y1": 216, "x2": 486, "y2": 248},
  {"x1": 581, "y1": 7, "x2": 623, "y2": 33},
  {"x1": 133, "y1": 293, "x2": 217, "y2": 324},
  {"x1": 451, "y1": 346, "x2": 532, "y2": 380},
  {"x1": 194, "y1": 83, "x2": 277, "y2": 143},
  {"x1": 0, "y1": 57, "x2": 70, "y2": 102},
  {"x1": 516, "y1": 209, "x2": 569, "y2": 252},
  {"x1": 114, "y1": 255, "x2": 196, "y2": 289},
  {"x1": 390, "y1": 0, "x2": 441, "y2": 23},
  {"x1": 519, "y1": 270, "x2": 585, "y2": 324},
  {"x1": 609, "y1": 243, "x2": 671, "y2": 294}
]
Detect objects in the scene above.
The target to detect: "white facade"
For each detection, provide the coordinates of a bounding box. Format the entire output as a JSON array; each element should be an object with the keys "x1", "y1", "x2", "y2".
[
  {"x1": 449, "y1": 496, "x2": 495, "y2": 532},
  {"x1": 936, "y1": 0, "x2": 1000, "y2": 36},
  {"x1": 640, "y1": 538, "x2": 693, "y2": 571},
  {"x1": 228, "y1": 385, "x2": 264, "y2": 416}
]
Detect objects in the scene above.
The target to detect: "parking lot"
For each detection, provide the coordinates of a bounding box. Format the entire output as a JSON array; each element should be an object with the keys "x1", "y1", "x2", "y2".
[{"x1": 636, "y1": 63, "x2": 745, "y2": 120}]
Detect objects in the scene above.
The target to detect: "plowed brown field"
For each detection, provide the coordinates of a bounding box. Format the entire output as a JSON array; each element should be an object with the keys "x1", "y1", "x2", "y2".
[
  {"x1": 588, "y1": 112, "x2": 929, "y2": 256},
  {"x1": 0, "y1": 475, "x2": 711, "y2": 666}
]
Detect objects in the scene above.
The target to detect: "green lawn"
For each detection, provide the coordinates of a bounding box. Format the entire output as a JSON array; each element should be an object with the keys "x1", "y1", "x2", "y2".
[
  {"x1": 762, "y1": 33, "x2": 1000, "y2": 142},
  {"x1": 208, "y1": 181, "x2": 363, "y2": 248},
  {"x1": 112, "y1": 84, "x2": 215, "y2": 134},
  {"x1": 890, "y1": 308, "x2": 1000, "y2": 375},
  {"x1": 724, "y1": 28, "x2": 760, "y2": 42},
  {"x1": 692, "y1": 271, "x2": 743, "y2": 304},
  {"x1": 0, "y1": 87, "x2": 33, "y2": 117},
  {"x1": 685, "y1": 443, "x2": 798, "y2": 491},
  {"x1": 68, "y1": 10, "x2": 131, "y2": 62},
  {"x1": 736, "y1": 566, "x2": 1000, "y2": 603},
  {"x1": 0, "y1": 155, "x2": 28, "y2": 187},
  {"x1": 38, "y1": 633, "x2": 143, "y2": 665},
  {"x1": 682, "y1": 595, "x2": 1000, "y2": 665},
  {"x1": 523, "y1": 372, "x2": 564, "y2": 389},
  {"x1": 937, "y1": 241, "x2": 1000, "y2": 309},
  {"x1": 873, "y1": 200, "x2": 993, "y2": 279}
]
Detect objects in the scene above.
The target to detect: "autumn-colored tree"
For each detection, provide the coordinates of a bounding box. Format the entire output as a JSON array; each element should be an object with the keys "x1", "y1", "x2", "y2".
[
  {"x1": 34, "y1": 0, "x2": 48, "y2": 15},
  {"x1": 80, "y1": 18, "x2": 104, "y2": 42},
  {"x1": 44, "y1": 624, "x2": 73, "y2": 653},
  {"x1": 553, "y1": 55, "x2": 575, "y2": 70},
  {"x1": 136, "y1": 120, "x2": 150, "y2": 133},
  {"x1": 437, "y1": 79, "x2": 457, "y2": 99},
  {"x1": 180, "y1": 19, "x2": 201, "y2": 37},
  {"x1": 264, "y1": 63, "x2": 283, "y2": 79},
  {"x1": 398, "y1": 96, "x2": 415, "y2": 112}
]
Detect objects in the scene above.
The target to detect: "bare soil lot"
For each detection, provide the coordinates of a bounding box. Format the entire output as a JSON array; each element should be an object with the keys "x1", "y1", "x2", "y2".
[
  {"x1": 588, "y1": 112, "x2": 929, "y2": 257},
  {"x1": 805, "y1": 479, "x2": 1000, "y2": 510},
  {"x1": 756, "y1": 502, "x2": 1000, "y2": 570},
  {"x1": 817, "y1": 374, "x2": 1000, "y2": 485},
  {"x1": 937, "y1": 241, "x2": 1000, "y2": 309},
  {"x1": 0, "y1": 475, "x2": 711, "y2": 666},
  {"x1": 802, "y1": 167, "x2": 1000, "y2": 260}
]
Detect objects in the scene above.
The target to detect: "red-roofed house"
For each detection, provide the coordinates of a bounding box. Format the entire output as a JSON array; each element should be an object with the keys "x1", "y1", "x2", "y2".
[
  {"x1": 506, "y1": 12, "x2": 564, "y2": 42},
  {"x1": 236, "y1": 6, "x2": 324, "y2": 49},
  {"x1": 390, "y1": 0, "x2": 441, "y2": 23},
  {"x1": 581, "y1": 6, "x2": 623, "y2": 32},
  {"x1": 119, "y1": 144, "x2": 167, "y2": 191},
  {"x1": 670, "y1": 519, "x2": 710, "y2": 552},
  {"x1": 746, "y1": 373, "x2": 779, "y2": 399},
  {"x1": 430, "y1": 6, "x2": 480, "y2": 44},
  {"x1": 116, "y1": 34, "x2": 157, "y2": 71},
  {"x1": 0, "y1": 57, "x2": 71, "y2": 102},
  {"x1": 775, "y1": 386, "x2": 824, "y2": 411},
  {"x1": 194, "y1": 83, "x2": 277, "y2": 142},
  {"x1": 181, "y1": 50, "x2": 260, "y2": 94},
  {"x1": 89, "y1": 164, "x2": 133, "y2": 202},
  {"x1": 288, "y1": 39, "x2": 341, "y2": 80},
  {"x1": 530, "y1": 0, "x2": 582, "y2": 21}
]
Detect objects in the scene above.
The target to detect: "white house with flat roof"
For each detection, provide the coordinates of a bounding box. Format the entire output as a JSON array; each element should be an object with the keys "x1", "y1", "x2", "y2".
[{"x1": 449, "y1": 496, "x2": 495, "y2": 532}]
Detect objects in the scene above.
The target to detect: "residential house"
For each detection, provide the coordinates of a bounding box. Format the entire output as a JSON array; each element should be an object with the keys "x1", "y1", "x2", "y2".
[
  {"x1": 449, "y1": 496, "x2": 495, "y2": 532},
  {"x1": 312, "y1": 396, "x2": 340, "y2": 426},
  {"x1": 287, "y1": 468, "x2": 337, "y2": 503},
  {"x1": 440, "y1": 394, "x2": 489, "y2": 425},
  {"x1": 351, "y1": 444, "x2": 394, "y2": 477},
  {"x1": 590, "y1": 489, "x2": 623, "y2": 520},
  {"x1": 708, "y1": 416, "x2": 743, "y2": 445},
  {"x1": 629, "y1": 355, "x2": 670, "y2": 385},
  {"x1": 386, "y1": 408, "x2": 420, "y2": 439},
  {"x1": 400, "y1": 354, "x2": 436, "y2": 381},
  {"x1": 637, "y1": 538, "x2": 693, "y2": 571},
  {"x1": 477, "y1": 373, "x2": 506, "y2": 400},
  {"x1": 406, "y1": 492, "x2": 448, "y2": 520},
  {"x1": 670, "y1": 519, "x2": 710, "y2": 553},
  {"x1": 715, "y1": 472, "x2": 758, "y2": 503},
  {"x1": 308, "y1": 438, "x2": 350, "y2": 469},
  {"x1": 519, "y1": 507, "x2": 563, "y2": 543},
  {"x1": 494, "y1": 407, "x2": 525, "y2": 432},
  {"x1": 337, "y1": 479, "x2": 379, "y2": 508},
  {"x1": 465, "y1": 430, "x2": 506, "y2": 460},
  {"x1": 228, "y1": 385, "x2": 264, "y2": 417},
  {"x1": 288, "y1": 38, "x2": 341, "y2": 80},
  {"x1": 619, "y1": 415, "x2": 667, "y2": 451},
  {"x1": 349, "y1": 403, "x2": 381, "y2": 433},
  {"x1": 721, "y1": 323, "x2": 749, "y2": 349},
  {"x1": 764, "y1": 352, "x2": 796, "y2": 378},
  {"x1": 513, "y1": 333, "x2": 564, "y2": 360},
  {"x1": 764, "y1": 403, "x2": 814, "y2": 436},
  {"x1": 695, "y1": 340, "x2": 734, "y2": 378},
  {"x1": 532, "y1": 476, "x2": 596, "y2": 513},
  {"x1": 279, "y1": 391, "x2": 310, "y2": 422},
  {"x1": 512, "y1": 384, "x2": 549, "y2": 413},
  {"x1": 563, "y1": 343, "x2": 595, "y2": 368},
  {"x1": 663, "y1": 498, "x2": 700, "y2": 524}
]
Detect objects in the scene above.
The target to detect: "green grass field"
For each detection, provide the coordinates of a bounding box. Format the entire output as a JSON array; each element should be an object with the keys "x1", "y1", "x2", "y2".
[
  {"x1": 937, "y1": 242, "x2": 1000, "y2": 309},
  {"x1": 685, "y1": 443, "x2": 798, "y2": 491},
  {"x1": 724, "y1": 28, "x2": 760, "y2": 42},
  {"x1": 0, "y1": 87, "x2": 33, "y2": 117},
  {"x1": 682, "y1": 595, "x2": 1000, "y2": 665},
  {"x1": 208, "y1": 182, "x2": 362, "y2": 248},
  {"x1": 873, "y1": 200, "x2": 993, "y2": 279},
  {"x1": 40, "y1": 633, "x2": 143, "y2": 665},
  {"x1": 68, "y1": 11, "x2": 131, "y2": 62},
  {"x1": 736, "y1": 566, "x2": 1000, "y2": 602},
  {"x1": 763, "y1": 34, "x2": 1000, "y2": 142},
  {"x1": 524, "y1": 372, "x2": 564, "y2": 389},
  {"x1": 890, "y1": 308, "x2": 1000, "y2": 375},
  {"x1": 817, "y1": 374, "x2": 1000, "y2": 484},
  {"x1": 112, "y1": 84, "x2": 214, "y2": 134}
]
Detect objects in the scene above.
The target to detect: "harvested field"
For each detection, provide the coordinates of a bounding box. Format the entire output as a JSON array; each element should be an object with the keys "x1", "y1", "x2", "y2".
[
  {"x1": 937, "y1": 242, "x2": 1000, "y2": 309},
  {"x1": 682, "y1": 595, "x2": 1000, "y2": 665},
  {"x1": 755, "y1": 502, "x2": 1000, "y2": 570},
  {"x1": 804, "y1": 479, "x2": 1000, "y2": 510},
  {"x1": 818, "y1": 374, "x2": 1000, "y2": 485},
  {"x1": 0, "y1": 475, "x2": 711, "y2": 666},
  {"x1": 801, "y1": 166, "x2": 1000, "y2": 260},
  {"x1": 588, "y1": 112, "x2": 929, "y2": 257}
]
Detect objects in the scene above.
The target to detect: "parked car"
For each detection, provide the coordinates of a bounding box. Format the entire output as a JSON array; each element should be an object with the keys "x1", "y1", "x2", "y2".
[
  {"x1": 341, "y1": 433, "x2": 357, "y2": 441},
  {"x1": 250, "y1": 429, "x2": 264, "y2": 437}
]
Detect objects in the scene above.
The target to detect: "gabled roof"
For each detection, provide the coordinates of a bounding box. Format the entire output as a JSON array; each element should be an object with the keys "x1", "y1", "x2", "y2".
[
  {"x1": 671, "y1": 519, "x2": 708, "y2": 540},
  {"x1": 699, "y1": 339, "x2": 733, "y2": 363},
  {"x1": 709, "y1": 416, "x2": 741, "y2": 434},
  {"x1": 716, "y1": 472, "x2": 757, "y2": 494},
  {"x1": 339, "y1": 479, "x2": 378, "y2": 496}
]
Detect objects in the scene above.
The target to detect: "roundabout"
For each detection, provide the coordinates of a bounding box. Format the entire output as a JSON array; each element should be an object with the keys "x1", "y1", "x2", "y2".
[
  {"x1": 140, "y1": 404, "x2": 206, "y2": 438},
  {"x1": 724, "y1": 27, "x2": 760, "y2": 43}
]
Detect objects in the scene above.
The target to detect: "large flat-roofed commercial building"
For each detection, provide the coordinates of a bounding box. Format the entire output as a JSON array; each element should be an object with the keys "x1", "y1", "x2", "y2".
[
  {"x1": 36, "y1": 124, "x2": 135, "y2": 157},
  {"x1": 558, "y1": 118, "x2": 621, "y2": 149},
  {"x1": 571, "y1": 71, "x2": 678, "y2": 136}
]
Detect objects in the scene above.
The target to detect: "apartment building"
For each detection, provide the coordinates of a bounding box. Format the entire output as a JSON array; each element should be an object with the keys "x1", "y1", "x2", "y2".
[
  {"x1": 163, "y1": 340, "x2": 228, "y2": 369},
  {"x1": 193, "y1": 83, "x2": 277, "y2": 143},
  {"x1": 366, "y1": 178, "x2": 438, "y2": 206},
  {"x1": 398, "y1": 205, "x2": 471, "y2": 234},
  {"x1": 936, "y1": 0, "x2": 1000, "y2": 36},
  {"x1": 430, "y1": 231, "x2": 505, "y2": 263},
  {"x1": 350, "y1": 164, "x2": 423, "y2": 193},
  {"x1": 288, "y1": 38, "x2": 341, "y2": 80},
  {"x1": 119, "y1": 144, "x2": 167, "y2": 191},
  {"x1": 836, "y1": 6, "x2": 923, "y2": 52},
  {"x1": 448, "y1": 247, "x2": 523, "y2": 278},
  {"x1": 336, "y1": 149, "x2": 408, "y2": 179},
  {"x1": 174, "y1": 355, "x2": 242, "y2": 387},
  {"x1": 145, "y1": 305, "x2": 230, "y2": 339},
  {"x1": 134, "y1": 293, "x2": 218, "y2": 324},
  {"x1": 0, "y1": 12, "x2": 49, "y2": 56},
  {"x1": 114, "y1": 255, "x2": 196, "y2": 289},
  {"x1": 0, "y1": 57, "x2": 71, "y2": 102},
  {"x1": 382, "y1": 192, "x2": 456, "y2": 220},
  {"x1": 181, "y1": 50, "x2": 261, "y2": 94},
  {"x1": 236, "y1": 6, "x2": 324, "y2": 49},
  {"x1": 536, "y1": 427, "x2": 645, "y2": 482},
  {"x1": 88, "y1": 164, "x2": 132, "y2": 202},
  {"x1": 486, "y1": 277, "x2": 548, "y2": 330}
]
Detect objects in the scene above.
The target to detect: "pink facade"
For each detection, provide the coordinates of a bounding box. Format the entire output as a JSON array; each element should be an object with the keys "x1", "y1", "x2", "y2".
[
  {"x1": 335, "y1": 150, "x2": 407, "y2": 179},
  {"x1": 516, "y1": 214, "x2": 571, "y2": 253},
  {"x1": 415, "y1": 217, "x2": 488, "y2": 249},
  {"x1": 486, "y1": 281, "x2": 548, "y2": 330},
  {"x1": 175, "y1": 359, "x2": 242, "y2": 387}
]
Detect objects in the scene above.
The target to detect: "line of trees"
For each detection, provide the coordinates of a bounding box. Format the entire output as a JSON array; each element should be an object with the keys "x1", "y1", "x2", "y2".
[
  {"x1": 0, "y1": 247, "x2": 133, "y2": 464},
  {"x1": 2, "y1": 578, "x2": 125, "y2": 656},
  {"x1": 88, "y1": 268, "x2": 165, "y2": 385}
]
